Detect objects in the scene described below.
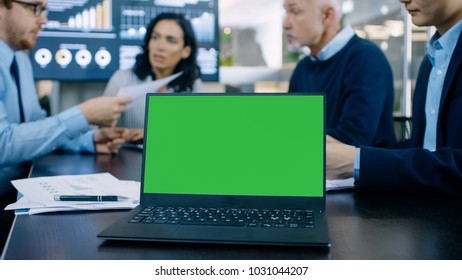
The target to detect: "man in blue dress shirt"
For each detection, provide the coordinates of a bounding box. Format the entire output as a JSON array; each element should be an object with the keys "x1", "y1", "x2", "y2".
[
  {"x1": 283, "y1": 0, "x2": 395, "y2": 148},
  {"x1": 0, "y1": 0, "x2": 132, "y2": 250},
  {"x1": 326, "y1": 0, "x2": 462, "y2": 195}
]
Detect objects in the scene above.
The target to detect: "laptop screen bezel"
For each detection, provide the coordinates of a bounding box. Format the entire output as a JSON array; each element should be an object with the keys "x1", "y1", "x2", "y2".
[{"x1": 139, "y1": 92, "x2": 326, "y2": 211}]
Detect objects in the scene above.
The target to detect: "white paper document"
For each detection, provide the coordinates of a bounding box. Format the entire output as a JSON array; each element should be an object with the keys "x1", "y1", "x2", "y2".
[
  {"x1": 117, "y1": 71, "x2": 183, "y2": 101},
  {"x1": 6, "y1": 173, "x2": 140, "y2": 215},
  {"x1": 326, "y1": 177, "x2": 355, "y2": 191}
]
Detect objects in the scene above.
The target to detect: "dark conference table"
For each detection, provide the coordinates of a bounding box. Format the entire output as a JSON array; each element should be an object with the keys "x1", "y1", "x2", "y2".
[{"x1": 2, "y1": 148, "x2": 462, "y2": 259}]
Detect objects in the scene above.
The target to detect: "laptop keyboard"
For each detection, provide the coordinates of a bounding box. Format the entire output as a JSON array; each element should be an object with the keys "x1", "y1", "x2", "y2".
[{"x1": 129, "y1": 206, "x2": 315, "y2": 228}]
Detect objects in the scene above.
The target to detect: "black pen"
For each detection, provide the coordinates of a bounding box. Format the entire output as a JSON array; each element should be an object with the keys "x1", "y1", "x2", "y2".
[{"x1": 54, "y1": 195, "x2": 126, "y2": 202}]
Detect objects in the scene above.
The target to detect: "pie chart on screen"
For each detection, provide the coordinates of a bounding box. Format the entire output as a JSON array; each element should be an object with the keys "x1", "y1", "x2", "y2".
[
  {"x1": 55, "y1": 49, "x2": 72, "y2": 67},
  {"x1": 75, "y1": 49, "x2": 92, "y2": 68},
  {"x1": 95, "y1": 49, "x2": 112, "y2": 68},
  {"x1": 34, "y1": 48, "x2": 52, "y2": 67}
]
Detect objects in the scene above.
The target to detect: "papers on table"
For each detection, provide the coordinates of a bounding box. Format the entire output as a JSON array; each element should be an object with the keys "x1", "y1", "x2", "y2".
[
  {"x1": 326, "y1": 177, "x2": 355, "y2": 191},
  {"x1": 5, "y1": 172, "x2": 353, "y2": 215},
  {"x1": 5, "y1": 173, "x2": 140, "y2": 215},
  {"x1": 117, "y1": 71, "x2": 183, "y2": 103},
  {"x1": 123, "y1": 143, "x2": 143, "y2": 150}
]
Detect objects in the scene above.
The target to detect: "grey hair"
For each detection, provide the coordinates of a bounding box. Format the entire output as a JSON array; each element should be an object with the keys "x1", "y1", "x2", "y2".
[{"x1": 318, "y1": 0, "x2": 343, "y2": 18}]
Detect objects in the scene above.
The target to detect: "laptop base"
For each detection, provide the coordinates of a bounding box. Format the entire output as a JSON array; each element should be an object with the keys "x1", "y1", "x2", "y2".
[{"x1": 98, "y1": 206, "x2": 330, "y2": 247}]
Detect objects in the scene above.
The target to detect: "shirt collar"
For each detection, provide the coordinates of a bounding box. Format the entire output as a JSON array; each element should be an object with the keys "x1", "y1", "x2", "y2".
[
  {"x1": 0, "y1": 40, "x2": 15, "y2": 68},
  {"x1": 426, "y1": 19, "x2": 462, "y2": 65},
  {"x1": 310, "y1": 25, "x2": 355, "y2": 62}
]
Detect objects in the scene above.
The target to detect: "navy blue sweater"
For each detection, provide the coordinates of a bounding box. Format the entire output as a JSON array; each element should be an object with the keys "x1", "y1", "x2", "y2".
[
  {"x1": 289, "y1": 35, "x2": 395, "y2": 147},
  {"x1": 359, "y1": 29, "x2": 462, "y2": 195}
]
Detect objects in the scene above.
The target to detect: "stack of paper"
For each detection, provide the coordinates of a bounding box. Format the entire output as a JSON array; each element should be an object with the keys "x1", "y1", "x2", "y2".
[
  {"x1": 117, "y1": 71, "x2": 182, "y2": 103},
  {"x1": 5, "y1": 173, "x2": 140, "y2": 215},
  {"x1": 326, "y1": 178, "x2": 355, "y2": 191}
]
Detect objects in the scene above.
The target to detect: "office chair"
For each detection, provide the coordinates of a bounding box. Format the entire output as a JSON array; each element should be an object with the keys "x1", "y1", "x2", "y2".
[{"x1": 394, "y1": 115, "x2": 412, "y2": 142}]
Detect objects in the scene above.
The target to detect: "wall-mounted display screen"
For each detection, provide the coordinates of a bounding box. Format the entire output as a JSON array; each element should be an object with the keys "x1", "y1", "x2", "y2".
[{"x1": 32, "y1": 0, "x2": 219, "y2": 81}]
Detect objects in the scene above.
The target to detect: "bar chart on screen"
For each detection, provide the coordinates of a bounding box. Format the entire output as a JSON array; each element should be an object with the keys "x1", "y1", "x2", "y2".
[{"x1": 31, "y1": 0, "x2": 220, "y2": 81}]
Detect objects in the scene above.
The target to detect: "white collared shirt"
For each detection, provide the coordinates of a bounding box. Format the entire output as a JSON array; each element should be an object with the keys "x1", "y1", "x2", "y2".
[
  {"x1": 423, "y1": 19, "x2": 462, "y2": 151},
  {"x1": 309, "y1": 25, "x2": 355, "y2": 62}
]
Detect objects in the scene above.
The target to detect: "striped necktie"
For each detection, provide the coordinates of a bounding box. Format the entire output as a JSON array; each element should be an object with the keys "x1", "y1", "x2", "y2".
[{"x1": 10, "y1": 56, "x2": 25, "y2": 123}]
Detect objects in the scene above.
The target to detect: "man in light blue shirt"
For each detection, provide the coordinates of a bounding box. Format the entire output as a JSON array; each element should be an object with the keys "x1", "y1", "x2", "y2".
[
  {"x1": 0, "y1": 0, "x2": 133, "y2": 196},
  {"x1": 422, "y1": 25, "x2": 460, "y2": 151},
  {"x1": 326, "y1": 0, "x2": 462, "y2": 195},
  {"x1": 0, "y1": 0, "x2": 134, "y2": 251}
]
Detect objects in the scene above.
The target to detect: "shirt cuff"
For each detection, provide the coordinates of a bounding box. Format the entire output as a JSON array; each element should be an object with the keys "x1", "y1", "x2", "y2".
[
  {"x1": 354, "y1": 148, "x2": 361, "y2": 181},
  {"x1": 56, "y1": 106, "x2": 90, "y2": 138},
  {"x1": 79, "y1": 130, "x2": 96, "y2": 153}
]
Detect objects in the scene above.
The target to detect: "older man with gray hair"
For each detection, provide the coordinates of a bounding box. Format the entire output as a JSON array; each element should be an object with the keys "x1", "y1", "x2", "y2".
[{"x1": 284, "y1": 0, "x2": 395, "y2": 148}]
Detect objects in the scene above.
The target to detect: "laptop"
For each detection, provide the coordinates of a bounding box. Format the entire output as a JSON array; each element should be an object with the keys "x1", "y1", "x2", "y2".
[{"x1": 98, "y1": 93, "x2": 330, "y2": 247}]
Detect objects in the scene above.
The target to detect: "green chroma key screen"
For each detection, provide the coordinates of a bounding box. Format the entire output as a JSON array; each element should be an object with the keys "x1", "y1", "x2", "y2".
[{"x1": 143, "y1": 95, "x2": 324, "y2": 197}]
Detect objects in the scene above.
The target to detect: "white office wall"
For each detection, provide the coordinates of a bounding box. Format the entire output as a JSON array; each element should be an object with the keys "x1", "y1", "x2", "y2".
[
  {"x1": 255, "y1": 18, "x2": 283, "y2": 68},
  {"x1": 220, "y1": 0, "x2": 284, "y2": 68}
]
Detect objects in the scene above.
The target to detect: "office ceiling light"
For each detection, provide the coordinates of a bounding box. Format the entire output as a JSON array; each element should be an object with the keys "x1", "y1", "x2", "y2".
[
  {"x1": 380, "y1": 5, "x2": 389, "y2": 15},
  {"x1": 385, "y1": 20, "x2": 404, "y2": 37},
  {"x1": 342, "y1": 0, "x2": 354, "y2": 14},
  {"x1": 380, "y1": 41, "x2": 389, "y2": 51},
  {"x1": 364, "y1": 25, "x2": 389, "y2": 40},
  {"x1": 224, "y1": 27, "x2": 232, "y2": 35},
  {"x1": 412, "y1": 32, "x2": 429, "y2": 42},
  {"x1": 355, "y1": 29, "x2": 367, "y2": 39}
]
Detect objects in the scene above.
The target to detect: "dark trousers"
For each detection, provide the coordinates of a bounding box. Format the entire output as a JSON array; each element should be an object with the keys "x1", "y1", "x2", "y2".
[{"x1": 0, "y1": 190, "x2": 17, "y2": 254}]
